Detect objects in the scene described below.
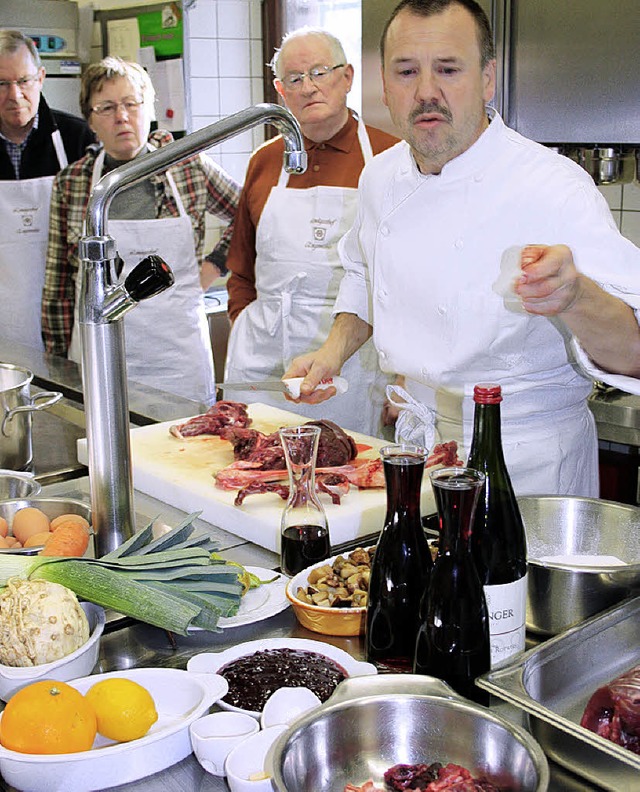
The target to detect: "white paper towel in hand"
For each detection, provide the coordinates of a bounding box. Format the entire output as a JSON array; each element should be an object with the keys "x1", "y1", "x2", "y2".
[
  {"x1": 493, "y1": 246, "x2": 526, "y2": 313},
  {"x1": 283, "y1": 376, "x2": 348, "y2": 400}
]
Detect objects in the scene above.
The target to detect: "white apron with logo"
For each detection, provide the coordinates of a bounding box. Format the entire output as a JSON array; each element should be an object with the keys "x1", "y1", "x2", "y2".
[
  {"x1": 225, "y1": 117, "x2": 390, "y2": 437},
  {"x1": 69, "y1": 150, "x2": 215, "y2": 404},
  {"x1": 0, "y1": 129, "x2": 67, "y2": 349}
]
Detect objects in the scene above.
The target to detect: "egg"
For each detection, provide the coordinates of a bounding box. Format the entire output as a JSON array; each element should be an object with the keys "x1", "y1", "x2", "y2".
[
  {"x1": 23, "y1": 531, "x2": 54, "y2": 548},
  {"x1": 0, "y1": 517, "x2": 7, "y2": 538},
  {"x1": 11, "y1": 508, "x2": 51, "y2": 545},
  {"x1": 50, "y1": 513, "x2": 90, "y2": 532}
]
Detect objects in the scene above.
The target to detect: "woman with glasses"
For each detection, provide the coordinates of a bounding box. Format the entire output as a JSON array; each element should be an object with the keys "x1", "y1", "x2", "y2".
[
  {"x1": 224, "y1": 27, "x2": 398, "y2": 437},
  {"x1": 42, "y1": 56, "x2": 240, "y2": 404},
  {"x1": 0, "y1": 29, "x2": 94, "y2": 351}
]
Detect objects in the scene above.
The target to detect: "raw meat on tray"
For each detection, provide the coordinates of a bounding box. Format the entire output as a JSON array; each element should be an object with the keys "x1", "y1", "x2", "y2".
[{"x1": 580, "y1": 663, "x2": 640, "y2": 754}]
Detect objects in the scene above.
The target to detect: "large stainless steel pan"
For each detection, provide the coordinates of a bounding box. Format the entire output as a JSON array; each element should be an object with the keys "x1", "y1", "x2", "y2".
[
  {"x1": 0, "y1": 364, "x2": 62, "y2": 470},
  {"x1": 269, "y1": 674, "x2": 549, "y2": 791},
  {"x1": 518, "y1": 495, "x2": 640, "y2": 635},
  {"x1": 478, "y1": 598, "x2": 640, "y2": 791}
]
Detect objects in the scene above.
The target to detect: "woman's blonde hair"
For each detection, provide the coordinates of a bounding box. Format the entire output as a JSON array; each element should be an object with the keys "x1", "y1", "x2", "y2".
[{"x1": 80, "y1": 56, "x2": 155, "y2": 120}]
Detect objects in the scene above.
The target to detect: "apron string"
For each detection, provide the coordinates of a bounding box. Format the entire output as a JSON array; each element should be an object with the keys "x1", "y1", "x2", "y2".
[
  {"x1": 386, "y1": 383, "x2": 437, "y2": 451},
  {"x1": 51, "y1": 129, "x2": 68, "y2": 170}
]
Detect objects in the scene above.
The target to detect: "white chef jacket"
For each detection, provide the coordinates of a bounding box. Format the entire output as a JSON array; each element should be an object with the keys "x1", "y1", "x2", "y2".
[{"x1": 334, "y1": 110, "x2": 640, "y2": 496}]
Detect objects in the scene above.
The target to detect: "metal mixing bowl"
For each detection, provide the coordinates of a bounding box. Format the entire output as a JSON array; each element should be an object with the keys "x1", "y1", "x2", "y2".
[
  {"x1": 269, "y1": 675, "x2": 549, "y2": 792},
  {"x1": 0, "y1": 471, "x2": 40, "y2": 501},
  {"x1": 518, "y1": 496, "x2": 640, "y2": 636},
  {"x1": 0, "y1": 497, "x2": 91, "y2": 555}
]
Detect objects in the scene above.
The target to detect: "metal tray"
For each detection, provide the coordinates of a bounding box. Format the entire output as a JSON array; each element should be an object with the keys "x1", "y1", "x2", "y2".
[{"x1": 477, "y1": 597, "x2": 640, "y2": 791}]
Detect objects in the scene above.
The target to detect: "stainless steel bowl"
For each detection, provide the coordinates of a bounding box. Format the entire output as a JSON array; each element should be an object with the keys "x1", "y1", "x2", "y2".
[
  {"x1": 0, "y1": 470, "x2": 41, "y2": 501},
  {"x1": 518, "y1": 496, "x2": 640, "y2": 636},
  {"x1": 269, "y1": 675, "x2": 549, "y2": 792},
  {"x1": 0, "y1": 497, "x2": 91, "y2": 555}
]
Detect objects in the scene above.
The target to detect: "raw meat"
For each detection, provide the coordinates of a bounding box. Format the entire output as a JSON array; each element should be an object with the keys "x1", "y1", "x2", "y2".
[
  {"x1": 345, "y1": 762, "x2": 506, "y2": 792},
  {"x1": 220, "y1": 426, "x2": 286, "y2": 470},
  {"x1": 233, "y1": 481, "x2": 290, "y2": 506},
  {"x1": 221, "y1": 419, "x2": 357, "y2": 470},
  {"x1": 215, "y1": 442, "x2": 461, "y2": 495},
  {"x1": 169, "y1": 401, "x2": 251, "y2": 438},
  {"x1": 580, "y1": 664, "x2": 640, "y2": 754}
]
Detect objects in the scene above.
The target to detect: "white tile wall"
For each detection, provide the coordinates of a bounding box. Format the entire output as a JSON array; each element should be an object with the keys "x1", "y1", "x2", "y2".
[
  {"x1": 601, "y1": 182, "x2": 640, "y2": 248},
  {"x1": 183, "y1": 0, "x2": 266, "y2": 251}
]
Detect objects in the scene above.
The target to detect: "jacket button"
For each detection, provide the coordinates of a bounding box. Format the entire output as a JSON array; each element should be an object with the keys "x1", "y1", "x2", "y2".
[
  {"x1": 454, "y1": 238, "x2": 463, "y2": 249},
  {"x1": 380, "y1": 226, "x2": 390, "y2": 236}
]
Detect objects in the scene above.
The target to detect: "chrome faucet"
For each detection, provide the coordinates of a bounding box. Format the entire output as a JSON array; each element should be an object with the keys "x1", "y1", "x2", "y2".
[{"x1": 78, "y1": 103, "x2": 307, "y2": 556}]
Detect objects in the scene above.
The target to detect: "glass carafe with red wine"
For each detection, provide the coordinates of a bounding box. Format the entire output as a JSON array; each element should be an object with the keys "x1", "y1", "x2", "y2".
[
  {"x1": 467, "y1": 383, "x2": 528, "y2": 668},
  {"x1": 279, "y1": 425, "x2": 330, "y2": 577},
  {"x1": 414, "y1": 466, "x2": 490, "y2": 705},
  {"x1": 366, "y1": 444, "x2": 433, "y2": 673}
]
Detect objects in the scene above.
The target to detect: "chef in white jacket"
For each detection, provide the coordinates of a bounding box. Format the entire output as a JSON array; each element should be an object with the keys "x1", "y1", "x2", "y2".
[{"x1": 285, "y1": 0, "x2": 640, "y2": 497}]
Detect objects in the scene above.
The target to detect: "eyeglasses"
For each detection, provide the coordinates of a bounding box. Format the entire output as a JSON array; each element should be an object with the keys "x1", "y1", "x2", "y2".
[
  {"x1": 281, "y1": 64, "x2": 345, "y2": 91},
  {"x1": 0, "y1": 75, "x2": 39, "y2": 94},
  {"x1": 91, "y1": 99, "x2": 144, "y2": 117}
]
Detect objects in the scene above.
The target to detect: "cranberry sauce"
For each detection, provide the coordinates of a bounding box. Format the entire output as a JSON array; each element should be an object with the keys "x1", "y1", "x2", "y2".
[{"x1": 219, "y1": 648, "x2": 347, "y2": 712}]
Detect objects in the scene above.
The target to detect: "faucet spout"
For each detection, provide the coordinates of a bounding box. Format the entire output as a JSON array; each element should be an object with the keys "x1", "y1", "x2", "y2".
[
  {"x1": 78, "y1": 104, "x2": 306, "y2": 556},
  {"x1": 85, "y1": 103, "x2": 306, "y2": 238}
]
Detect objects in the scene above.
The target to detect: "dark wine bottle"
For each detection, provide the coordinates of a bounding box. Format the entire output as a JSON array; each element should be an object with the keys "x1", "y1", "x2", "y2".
[
  {"x1": 414, "y1": 467, "x2": 490, "y2": 705},
  {"x1": 467, "y1": 383, "x2": 528, "y2": 667},
  {"x1": 365, "y1": 444, "x2": 433, "y2": 673}
]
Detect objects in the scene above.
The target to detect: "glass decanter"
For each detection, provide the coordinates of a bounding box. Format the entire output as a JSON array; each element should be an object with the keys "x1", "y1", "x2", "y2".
[
  {"x1": 414, "y1": 466, "x2": 490, "y2": 705},
  {"x1": 279, "y1": 425, "x2": 330, "y2": 577}
]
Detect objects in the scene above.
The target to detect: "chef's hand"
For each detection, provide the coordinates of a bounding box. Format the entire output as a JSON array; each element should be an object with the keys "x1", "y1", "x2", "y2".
[
  {"x1": 283, "y1": 349, "x2": 341, "y2": 404},
  {"x1": 515, "y1": 244, "x2": 582, "y2": 316}
]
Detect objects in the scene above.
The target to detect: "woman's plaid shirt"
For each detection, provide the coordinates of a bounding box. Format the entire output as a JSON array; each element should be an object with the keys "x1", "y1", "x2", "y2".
[{"x1": 42, "y1": 130, "x2": 240, "y2": 355}]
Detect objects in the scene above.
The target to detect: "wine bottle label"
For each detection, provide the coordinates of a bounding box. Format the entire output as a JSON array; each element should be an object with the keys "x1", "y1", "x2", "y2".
[{"x1": 483, "y1": 575, "x2": 527, "y2": 667}]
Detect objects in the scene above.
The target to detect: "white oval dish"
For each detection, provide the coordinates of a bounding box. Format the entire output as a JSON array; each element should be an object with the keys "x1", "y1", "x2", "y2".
[
  {"x1": 190, "y1": 711, "x2": 259, "y2": 777},
  {"x1": 225, "y1": 724, "x2": 288, "y2": 792},
  {"x1": 186, "y1": 637, "x2": 377, "y2": 719},
  {"x1": 0, "y1": 667, "x2": 228, "y2": 792},
  {"x1": 260, "y1": 687, "x2": 322, "y2": 729},
  {"x1": 0, "y1": 601, "x2": 105, "y2": 702}
]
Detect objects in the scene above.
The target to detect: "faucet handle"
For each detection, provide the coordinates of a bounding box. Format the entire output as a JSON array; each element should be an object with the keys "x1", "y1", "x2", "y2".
[{"x1": 124, "y1": 255, "x2": 175, "y2": 302}]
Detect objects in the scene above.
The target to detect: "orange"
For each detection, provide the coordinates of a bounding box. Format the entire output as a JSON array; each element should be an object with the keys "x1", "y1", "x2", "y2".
[
  {"x1": 0, "y1": 680, "x2": 97, "y2": 754},
  {"x1": 84, "y1": 678, "x2": 158, "y2": 742}
]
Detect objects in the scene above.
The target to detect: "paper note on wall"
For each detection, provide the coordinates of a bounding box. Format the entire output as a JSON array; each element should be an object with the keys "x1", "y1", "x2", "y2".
[
  {"x1": 146, "y1": 58, "x2": 185, "y2": 132},
  {"x1": 107, "y1": 18, "x2": 141, "y2": 62}
]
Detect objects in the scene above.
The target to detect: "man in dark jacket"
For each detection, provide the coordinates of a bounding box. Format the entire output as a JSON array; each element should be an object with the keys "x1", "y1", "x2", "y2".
[{"x1": 0, "y1": 29, "x2": 94, "y2": 349}]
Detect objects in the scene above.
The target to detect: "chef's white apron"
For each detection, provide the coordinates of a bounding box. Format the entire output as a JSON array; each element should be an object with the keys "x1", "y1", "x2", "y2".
[
  {"x1": 69, "y1": 150, "x2": 215, "y2": 404},
  {"x1": 0, "y1": 130, "x2": 67, "y2": 350},
  {"x1": 387, "y1": 356, "x2": 598, "y2": 497},
  {"x1": 224, "y1": 117, "x2": 390, "y2": 437}
]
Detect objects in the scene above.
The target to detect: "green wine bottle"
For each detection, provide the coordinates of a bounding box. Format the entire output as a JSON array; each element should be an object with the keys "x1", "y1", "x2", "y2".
[{"x1": 467, "y1": 383, "x2": 528, "y2": 667}]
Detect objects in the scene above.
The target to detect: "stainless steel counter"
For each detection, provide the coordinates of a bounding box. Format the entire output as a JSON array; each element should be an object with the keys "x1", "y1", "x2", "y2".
[
  {"x1": 588, "y1": 386, "x2": 640, "y2": 446},
  {"x1": 0, "y1": 342, "x2": 624, "y2": 789},
  {"x1": 0, "y1": 476, "x2": 604, "y2": 792}
]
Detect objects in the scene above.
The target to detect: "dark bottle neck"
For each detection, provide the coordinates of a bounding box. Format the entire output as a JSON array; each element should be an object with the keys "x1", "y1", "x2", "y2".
[{"x1": 469, "y1": 402, "x2": 507, "y2": 465}]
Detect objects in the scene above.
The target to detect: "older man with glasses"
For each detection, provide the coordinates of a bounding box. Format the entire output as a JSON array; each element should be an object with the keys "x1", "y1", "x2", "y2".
[
  {"x1": 0, "y1": 29, "x2": 95, "y2": 350},
  {"x1": 223, "y1": 27, "x2": 398, "y2": 438},
  {"x1": 42, "y1": 56, "x2": 240, "y2": 404}
]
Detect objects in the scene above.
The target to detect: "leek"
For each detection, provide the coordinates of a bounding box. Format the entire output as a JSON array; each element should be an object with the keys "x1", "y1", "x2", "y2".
[{"x1": 0, "y1": 515, "x2": 244, "y2": 635}]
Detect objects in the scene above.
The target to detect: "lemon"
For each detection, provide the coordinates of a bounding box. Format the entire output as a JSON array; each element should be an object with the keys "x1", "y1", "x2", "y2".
[{"x1": 84, "y1": 678, "x2": 158, "y2": 742}]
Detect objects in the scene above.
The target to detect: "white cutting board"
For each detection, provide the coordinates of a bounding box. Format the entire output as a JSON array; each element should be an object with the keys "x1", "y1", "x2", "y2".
[{"x1": 78, "y1": 403, "x2": 436, "y2": 553}]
